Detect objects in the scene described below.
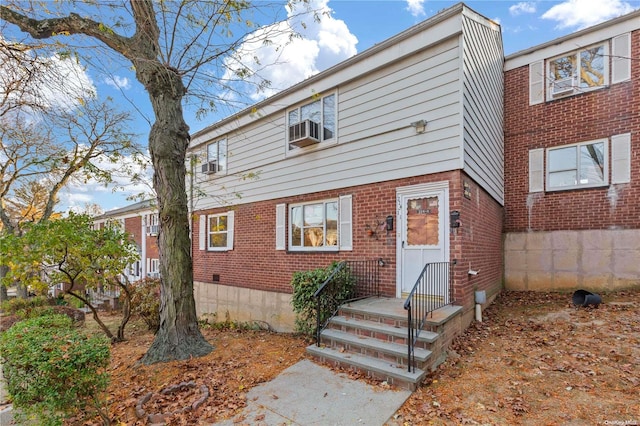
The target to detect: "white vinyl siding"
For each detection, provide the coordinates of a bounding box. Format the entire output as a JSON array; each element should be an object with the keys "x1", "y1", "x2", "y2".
[
  {"x1": 461, "y1": 14, "x2": 504, "y2": 205},
  {"x1": 529, "y1": 148, "x2": 544, "y2": 193},
  {"x1": 188, "y1": 21, "x2": 468, "y2": 212},
  {"x1": 529, "y1": 61, "x2": 544, "y2": 105},
  {"x1": 611, "y1": 32, "x2": 631, "y2": 84},
  {"x1": 275, "y1": 204, "x2": 286, "y2": 250},
  {"x1": 611, "y1": 133, "x2": 631, "y2": 184}
]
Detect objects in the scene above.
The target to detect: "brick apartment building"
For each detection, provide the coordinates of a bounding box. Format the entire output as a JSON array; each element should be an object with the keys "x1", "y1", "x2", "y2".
[{"x1": 96, "y1": 4, "x2": 639, "y2": 334}]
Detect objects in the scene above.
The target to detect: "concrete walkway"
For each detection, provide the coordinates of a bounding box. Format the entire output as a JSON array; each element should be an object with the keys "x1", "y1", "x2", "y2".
[
  {"x1": 0, "y1": 360, "x2": 412, "y2": 426},
  {"x1": 213, "y1": 359, "x2": 411, "y2": 426}
]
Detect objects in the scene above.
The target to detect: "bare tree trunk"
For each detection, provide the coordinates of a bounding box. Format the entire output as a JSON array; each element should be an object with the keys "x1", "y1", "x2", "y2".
[
  {"x1": 138, "y1": 64, "x2": 213, "y2": 364},
  {"x1": 116, "y1": 283, "x2": 131, "y2": 342}
]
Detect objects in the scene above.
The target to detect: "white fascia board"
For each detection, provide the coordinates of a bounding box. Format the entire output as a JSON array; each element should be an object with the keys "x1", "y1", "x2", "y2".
[{"x1": 505, "y1": 10, "x2": 640, "y2": 71}]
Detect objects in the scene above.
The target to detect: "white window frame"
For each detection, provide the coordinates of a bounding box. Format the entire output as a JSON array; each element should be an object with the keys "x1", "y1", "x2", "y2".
[
  {"x1": 205, "y1": 138, "x2": 227, "y2": 174},
  {"x1": 147, "y1": 213, "x2": 159, "y2": 235},
  {"x1": 546, "y1": 139, "x2": 608, "y2": 191},
  {"x1": 546, "y1": 42, "x2": 609, "y2": 101},
  {"x1": 207, "y1": 211, "x2": 234, "y2": 251},
  {"x1": 286, "y1": 92, "x2": 337, "y2": 151},
  {"x1": 149, "y1": 259, "x2": 160, "y2": 279},
  {"x1": 288, "y1": 198, "x2": 339, "y2": 252}
]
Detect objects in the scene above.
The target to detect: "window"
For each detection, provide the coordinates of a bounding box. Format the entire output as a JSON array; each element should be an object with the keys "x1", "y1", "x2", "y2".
[
  {"x1": 287, "y1": 93, "x2": 336, "y2": 149},
  {"x1": 530, "y1": 135, "x2": 632, "y2": 193},
  {"x1": 148, "y1": 259, "x2": 160, "y2": 278},
  {"x1": 547, "y1": 140, "x2": 607, "y2": 190},
  {"x1": 547, "y1": 43, "x2": 607, "y2": 100},
  {"x1": 205, "y1": 139, "x2": 227, "y2": 173},
  {"x1": 206, "y1": 211, "x2": 234, "y2": 251},
  {"x1": 278, "y1": 195, "x2": 351, "y2": 252},
  {"x1": 147, "y1": 214, "x2": 159, "y2": 235}
]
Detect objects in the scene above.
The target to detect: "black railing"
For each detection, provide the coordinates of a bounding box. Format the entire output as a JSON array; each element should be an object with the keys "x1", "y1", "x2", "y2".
[
  {"x1": 403, "y1": 260, "x2": 455, "y2": 372},
  {"x1": 314, "y1": 260, "x2": 381, "y2": 345}
]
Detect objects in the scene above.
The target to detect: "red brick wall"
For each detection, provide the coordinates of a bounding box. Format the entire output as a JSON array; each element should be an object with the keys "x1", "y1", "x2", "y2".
[
  {"x1": 450, "y1": 173, "x2": 504, "y2": 308},
  {"x1": 192, "y1": 170, "x2": 504, "y2": 308},
  {"x1": 125, "y1": 216, "x2": 142, "y2": 248},
  {"x1": 504, "y1": 29, "x2": 640, "y2": 233}
]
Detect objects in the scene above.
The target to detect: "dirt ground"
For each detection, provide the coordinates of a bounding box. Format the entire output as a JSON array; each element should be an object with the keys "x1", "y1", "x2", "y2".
[{"x1": 73, "y1": 288, "x2": 638, "y2": 425}]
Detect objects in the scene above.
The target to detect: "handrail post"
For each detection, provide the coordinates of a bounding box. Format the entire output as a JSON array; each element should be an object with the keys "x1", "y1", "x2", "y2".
[{"x1": 406, "y1": 302, "x2": 412, "y2": 372}]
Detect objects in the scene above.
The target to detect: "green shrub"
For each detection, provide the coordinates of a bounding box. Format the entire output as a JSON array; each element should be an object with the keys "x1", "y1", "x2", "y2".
[
  {"x1": 127, "y1": 278, "x2": 160, "y2": 332},
  {"x1": 290, "y1": 262, "x2": 355, "y2": 336},
  {"x1": 0, "y1": 314, "x2": 110, "y2": 426},
  {"x1": 0, "y1": 295, "x2": 50, "y2": 315}
]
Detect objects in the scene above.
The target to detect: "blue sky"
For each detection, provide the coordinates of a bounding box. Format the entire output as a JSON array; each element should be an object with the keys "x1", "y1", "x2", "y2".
[{"x1": 46, "y1": 0, "x2": 639, "y2": 213}]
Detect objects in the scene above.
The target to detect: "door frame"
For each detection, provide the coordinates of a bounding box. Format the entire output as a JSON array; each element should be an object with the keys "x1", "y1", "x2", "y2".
[{"x1": 395, "y1": 181, "x2": 450, "y2": 298}]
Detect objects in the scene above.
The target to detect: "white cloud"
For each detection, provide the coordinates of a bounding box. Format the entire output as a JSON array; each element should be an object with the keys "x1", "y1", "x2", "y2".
[
  {"x1": 509, "y1": 2, "x2": 537, "y2": 16},
  {"x1": 222, "y1": 0, "x2": 358, "y2": 102},
  {"x1": 59, "y1": 151, "x2": 153, "y2": 213},
  {"x1": 0, "y1": 41, "x2": 96, "y2": 115},
  {"x1": 104, "y1": 75, "x2": 131, "y2": 90},
  {"x1": 406, "y1": 0, "x2": 426, "y2": 17},
  {"x1": 541, "y1": 0, "x2": 637, "y2": 29}
]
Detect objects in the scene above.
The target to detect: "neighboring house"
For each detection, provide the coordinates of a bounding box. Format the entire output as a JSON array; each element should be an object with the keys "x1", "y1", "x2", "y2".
[
  {"x1": 93, "y1": 199, "x2": 160, "y2": 284},
  {"x1": 503, "y1": 9, "x2": 640, "y2": 291},
  {"x1": 187, "y1": 2, "x2": 504, "y2": 332}
]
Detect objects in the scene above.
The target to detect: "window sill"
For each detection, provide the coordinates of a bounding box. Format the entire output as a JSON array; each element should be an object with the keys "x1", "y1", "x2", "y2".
[{"x1": 544, "y1": 182, "x2": 608, "y2": 192}]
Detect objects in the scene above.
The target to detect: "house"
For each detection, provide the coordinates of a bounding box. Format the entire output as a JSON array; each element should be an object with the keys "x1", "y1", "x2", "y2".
[
  {"x1": 93, "y1": 199, "x2": 160, "y2": 283},
  {"x1": 94, "y1": 3, "x2": 638, "y2": 388},
  {"x1": 503, "y1": 9, "x2": 640, "y2": 292},
  {"x1": 188, "y1": 2, "x2": 504, "y2": 337}
]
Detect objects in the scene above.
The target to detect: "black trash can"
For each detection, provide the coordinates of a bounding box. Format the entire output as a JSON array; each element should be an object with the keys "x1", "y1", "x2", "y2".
[{"x1": 572, "y1": 289, "x2": 602, "y2": 307}]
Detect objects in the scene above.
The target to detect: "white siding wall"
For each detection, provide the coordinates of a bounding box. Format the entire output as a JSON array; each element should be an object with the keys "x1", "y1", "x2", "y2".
[
  {"x1": 191, "y1": 36, "x2": 464, "y2": 211},
  {"x1": 460, "y1": 13, "x2": 504, "y2": 205},
  {"x1": 188, "y1": 6, "x2": 508, "y2": 211}
]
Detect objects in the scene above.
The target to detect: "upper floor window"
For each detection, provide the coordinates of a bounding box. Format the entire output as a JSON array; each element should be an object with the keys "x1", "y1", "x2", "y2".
[
  {"x1": 529, "y1": 33, "x2": 631, "y2": 106},
  {"x1": 547, "y1": 43, "x2": 607, "y2": 99},
  {"x1": 547, "y1": 139, "x2": 607, "y2": 190},
  {"x1": 202, "y1": 139, "x2": 227, "y2": 175},
  {"x1": 287, "y1": 93, "x2": 336, "y2": 150}
]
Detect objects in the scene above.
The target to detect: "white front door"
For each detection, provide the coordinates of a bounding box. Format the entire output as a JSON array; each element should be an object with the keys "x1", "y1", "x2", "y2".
[{"x1": 396, "y1": 182, "x2": 449, "y2": 298}]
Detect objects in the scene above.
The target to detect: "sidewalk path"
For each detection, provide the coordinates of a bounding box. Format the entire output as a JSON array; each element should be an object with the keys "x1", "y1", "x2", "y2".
[{"x1": 213, "y1": 359, "x2": 411, "y2": 426}]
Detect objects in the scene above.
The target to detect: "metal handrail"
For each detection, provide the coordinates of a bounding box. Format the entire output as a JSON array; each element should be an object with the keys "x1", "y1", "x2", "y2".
[
  {"x1": 314, "y1": 260, "x2": 381, "y2": 345},
  {"x1": 403, "y1": 260, "x2": 455, "y2": 372}
]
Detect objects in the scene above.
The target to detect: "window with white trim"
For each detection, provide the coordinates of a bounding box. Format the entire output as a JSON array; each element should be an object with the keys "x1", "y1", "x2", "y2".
[
  {"x1": 530, "y1": 34, "x2": 631, "y2": 105},
  {"x1": 528, "y1": 134, "x2": 631, "y2": 193},
  {"x1": 204, "y1": 139, "x2": 227, "y2": 174},
  {"x1": 278, "y1": 195, "x2": 352, "y2": 252},
  {"x1": 207, "y1": 211, "x2": 234, "y2": 251},
  {"x1": 547, "y1": 139, "x2": 607, "y2": 190},
  {"x1": 287, "y1": 93, "x2": 336, "y2": 150},
  {"x1": 147, "y1": 214, "x2": 159, "y2": 235},
  {"x1": 149, "y1": 259, "x2": 160, "y2": 278},
  {"x1": 547, "y1": 43, "x2": 608, "y2": 100}
]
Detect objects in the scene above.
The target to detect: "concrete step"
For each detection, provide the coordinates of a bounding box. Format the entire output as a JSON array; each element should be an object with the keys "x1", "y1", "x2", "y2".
[
  {"x1": 328, "y1": 315, "x2": 438, "y2": 349},
  {"x1": 320, "y1": 329, "x2": 432, "y2": 367},
  {"x1": 306, "y1": 345, "x2": 426, "y2": 391}
]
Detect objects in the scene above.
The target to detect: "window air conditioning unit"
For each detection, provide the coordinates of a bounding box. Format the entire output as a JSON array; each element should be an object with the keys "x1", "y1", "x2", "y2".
[
  {"x1": 551, "y1": 77, "x2": 574, "y2": 96},
  {"x1": 148, "y1": 272, "x2": 160, "y2": 279},
  {"x1": 201, "y1": 161, "x2": 218, "y2": 174},
  {"x1": 148, "y1": 225, "x2": 159, "y2": 235},
  {"x1": 289, "y1": 119, "x2": 320, "y2": 148}
]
